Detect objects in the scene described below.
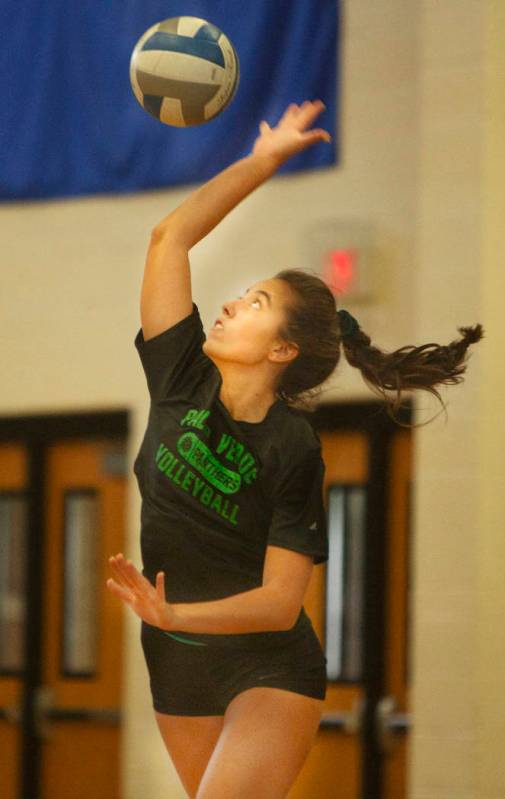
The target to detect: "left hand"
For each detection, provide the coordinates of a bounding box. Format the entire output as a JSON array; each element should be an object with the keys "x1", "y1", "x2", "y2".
[
  {"x1": 252, "y1": 100, "x2": 332, "y2": 166},
  {"x1": 106, "y1": 553, "x2": 175, "y2": 630}
]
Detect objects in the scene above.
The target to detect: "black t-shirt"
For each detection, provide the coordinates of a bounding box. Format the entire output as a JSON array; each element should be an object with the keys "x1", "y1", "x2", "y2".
[{"x1": 133, "y1": 302, "x2": 329, "y2": 648}]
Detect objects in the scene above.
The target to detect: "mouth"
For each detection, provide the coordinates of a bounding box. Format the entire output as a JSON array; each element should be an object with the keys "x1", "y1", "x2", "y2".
[{"x1": 213, "y1": 319, "x2": 224, "y2": 330}]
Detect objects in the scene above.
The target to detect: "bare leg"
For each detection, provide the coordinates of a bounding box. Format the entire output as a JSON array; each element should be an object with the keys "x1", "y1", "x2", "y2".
[
  {"x1": 196, "y1": 687, "x2": 323, "y2": 799},
  {"x1": 155, "y1": 711, "x2": 225, "y2": 798}
]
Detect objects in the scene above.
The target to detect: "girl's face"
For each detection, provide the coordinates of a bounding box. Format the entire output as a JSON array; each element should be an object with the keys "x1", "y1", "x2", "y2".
[{"x1": 202, "y1": 278, "x2": 299, "y2": 367}]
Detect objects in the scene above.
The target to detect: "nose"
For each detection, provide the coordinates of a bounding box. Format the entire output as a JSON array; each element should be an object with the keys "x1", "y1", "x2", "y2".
[{"x1": 221, "y1": 298, "x2": 237, "y2": 317}]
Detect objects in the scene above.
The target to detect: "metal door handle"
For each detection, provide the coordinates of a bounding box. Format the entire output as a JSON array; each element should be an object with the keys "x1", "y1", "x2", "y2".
[
  {"x1": 1, "y1": 689, "x2": 121, "y2": 738},
  {"x1": 320, "y1": 696, "x2": 365, "y2": 734},
  {"x1": 47, "y1": 707, "x2": 121, "y2": 723},
  {"x1": 33, "y1": 685, "x2": 121, "y2": 742},
  {"x1": 375, "y1": 695, "x2": 412, "y2": 754},
  {"x1": 34, "y1": 685, "x2": 53, "y2": 741},
  {"x1": 0, "y1": 704, "x2": 21, "y2": 724}
]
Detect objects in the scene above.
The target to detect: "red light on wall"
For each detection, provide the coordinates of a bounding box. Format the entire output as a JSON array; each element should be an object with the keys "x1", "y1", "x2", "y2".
[{"x1": 322, "y1": 248, "x2": 357, "y2": 295}]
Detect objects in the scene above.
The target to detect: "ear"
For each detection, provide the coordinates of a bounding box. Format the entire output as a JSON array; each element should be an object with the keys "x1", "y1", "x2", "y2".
[{"x1": 269, "y1": 340, "x2": 299, "y2": 365}]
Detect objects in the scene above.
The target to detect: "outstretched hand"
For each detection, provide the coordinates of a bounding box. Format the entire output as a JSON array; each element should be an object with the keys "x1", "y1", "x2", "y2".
[
  {"x1": 252, "y1": 99, "x2": 332, "y2": 165},
  {"x1": 106, "y1": 553, "x2": 175, "y2": 630}
]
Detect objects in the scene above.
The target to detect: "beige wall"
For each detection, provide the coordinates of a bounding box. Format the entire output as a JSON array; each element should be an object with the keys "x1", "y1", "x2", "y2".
[
  {"x1": 478, "y1": 1, "x2": 505, "y2": 797},
  {"x1": 408, "y1": 1, "x2": 484, "y2": 797},
  {"x1": 2, "y1": 1, "x2": 502, "y2": 797},
  {"x1": 408, "y1": 2, "x2": 505, "y2": 798}
]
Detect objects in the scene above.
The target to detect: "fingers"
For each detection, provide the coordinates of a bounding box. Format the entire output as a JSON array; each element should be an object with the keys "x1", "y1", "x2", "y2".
[
  {"x1": 124, "y1": 559, "x2": 151, "y2": 592},
  {"x1": 295, "y1": 130, "x2": 332, "y2": 154},
  {"x1": 106, "y1": 576, "x2": 134, "y2": 603},
  {"x1": 297, "y1": 100, "x2": 327, "y2": 131},
  {"x1": 108, "y1": 553, "x2": 152, "y2": 595},
  {"x1": 155, "y1": 571, "x2": 165, "y2": 599},
  {"x1": 282, "y1": 103, "x2": 300, "y2": 118},
  {"x1": 282, "y1": 99, "x2": 326, "y2": 127},
  {"x1": 304, "y1": 128, "x2": 332, "y2": 143},
  {"x1": 108, "y1": 554, "x2": 137, "y2": 593}
]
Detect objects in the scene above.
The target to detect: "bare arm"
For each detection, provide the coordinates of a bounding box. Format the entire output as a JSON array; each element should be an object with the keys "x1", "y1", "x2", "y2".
[
  {"x1": 152, "y1": 152, "x2": 281, "y2": 250},
  {"x1": 140, "y1": 153, "x2": 279, "y2": 339},
  {"x1": 170, "y1": 584, "x2": 290, "y2": 633},
  {"x1": 140, "y1": 101, "x2": 331, "y2": 340},
  {"x1": 107, "y1": 546, "x2": 314, "y2": 634}
]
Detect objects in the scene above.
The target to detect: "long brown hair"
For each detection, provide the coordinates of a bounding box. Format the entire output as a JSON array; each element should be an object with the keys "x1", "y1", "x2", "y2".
[{"x1": 274, "y1": 268, "x2": 484, "y2": 428}]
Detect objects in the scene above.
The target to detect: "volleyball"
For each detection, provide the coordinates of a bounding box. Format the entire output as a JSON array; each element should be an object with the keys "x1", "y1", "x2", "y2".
[{"x1": 129, "y1": 16, "x2": 240, "y2": 127}]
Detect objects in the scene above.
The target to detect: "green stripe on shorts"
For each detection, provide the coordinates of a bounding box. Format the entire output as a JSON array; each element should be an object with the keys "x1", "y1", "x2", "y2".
[{"x1": 163, "y1": 631, "x2": 208, "y2": 646}]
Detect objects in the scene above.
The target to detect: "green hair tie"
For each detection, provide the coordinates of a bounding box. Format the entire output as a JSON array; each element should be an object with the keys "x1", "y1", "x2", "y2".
[{"x1": 337, "y1": 309, "x2": 359, "y2": 338}]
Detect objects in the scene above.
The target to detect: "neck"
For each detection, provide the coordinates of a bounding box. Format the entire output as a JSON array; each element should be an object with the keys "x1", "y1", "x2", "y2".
[{"x1": 217, "y1": 368, "x2": 278, "y2": 423}]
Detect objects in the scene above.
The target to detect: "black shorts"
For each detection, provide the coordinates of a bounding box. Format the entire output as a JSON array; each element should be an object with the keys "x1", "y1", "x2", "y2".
[{"x1": 140, "y1": 621, "x2": 328, "y2": 716}]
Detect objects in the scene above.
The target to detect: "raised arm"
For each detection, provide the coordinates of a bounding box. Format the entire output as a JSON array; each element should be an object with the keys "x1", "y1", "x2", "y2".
[
  {"x1": 140, "y1": 100, "x2": 331, "y2": 340},
  {"x1": 140, "y1": 153, "x2": 279, "y2": 340}
]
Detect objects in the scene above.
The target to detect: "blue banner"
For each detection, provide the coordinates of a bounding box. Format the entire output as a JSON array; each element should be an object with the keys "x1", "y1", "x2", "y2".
[{"x1": 0, "y1": 1, "x2": 339, "y2": 200}]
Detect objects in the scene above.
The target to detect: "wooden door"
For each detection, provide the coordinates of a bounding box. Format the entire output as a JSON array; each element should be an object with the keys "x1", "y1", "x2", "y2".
[
  {"x1": 0, "y1": 437, "x2": 126, "y2": 799},
  {"x1": 288, "y1": 422, "x2": 412, "y2": 798},
  {"x1": 289, "y1": 431, "x2": 369, "y2": 798},
  {"x1": 380, "y1": 431, "x2": 412, "y2": 795},
  {"x1": 40, "y1": 439, "x2": 125, "y2": 798},
  {"x1": 0, "y1": 444, "x2": 27, "y2": 799}
]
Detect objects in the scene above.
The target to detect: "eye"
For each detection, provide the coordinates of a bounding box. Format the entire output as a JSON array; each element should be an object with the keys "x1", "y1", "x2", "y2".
[{"x1": 236, "y1": 294, "x2": 261, "y2": 308}]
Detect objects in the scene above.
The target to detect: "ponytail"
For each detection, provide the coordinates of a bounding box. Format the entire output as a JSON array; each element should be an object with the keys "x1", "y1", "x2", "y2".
[{"x1": 274, "y1": 268, "x2": 484, "y2": 428}]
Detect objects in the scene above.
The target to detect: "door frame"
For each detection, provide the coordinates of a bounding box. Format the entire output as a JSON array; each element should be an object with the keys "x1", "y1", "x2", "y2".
[
  {"x1": 0, "y1": 410, "x2": 129, "y2": 799},
  {"x1": 303, "y1": 398, "x2": 413, "y2": 799}
]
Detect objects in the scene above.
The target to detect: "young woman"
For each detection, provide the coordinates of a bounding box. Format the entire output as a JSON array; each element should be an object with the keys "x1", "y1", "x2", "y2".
[{"x1": 107, "y1": 100, "x2": 483, "y2": 799}]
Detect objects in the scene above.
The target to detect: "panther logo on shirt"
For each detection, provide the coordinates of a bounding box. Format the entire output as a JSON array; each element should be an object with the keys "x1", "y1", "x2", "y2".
[
  {"x1": 153, "y1": 407, "x2": 260, "y2": 527},
  {"x1": 177, "y1": 431, "x2": 242, "y2": 493}
]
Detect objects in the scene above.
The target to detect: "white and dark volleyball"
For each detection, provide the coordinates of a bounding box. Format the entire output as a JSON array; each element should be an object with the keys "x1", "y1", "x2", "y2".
[{"x1": 129, "y1": 16, "x2": 240, "y2": 127}]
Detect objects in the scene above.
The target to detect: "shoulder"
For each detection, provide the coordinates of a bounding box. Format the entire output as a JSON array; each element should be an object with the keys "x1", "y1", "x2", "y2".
[
  {"x1": 264, "y1": 405, "x2": 326, "y2": 502},
  {"x1": 134, "y1": 301, "x2": 217, "y2": 402},
  {"x1": 135, "y1": 301, "x2": 203, "y2": 349},
  {"x1": 272, "y1": 403, "x2": 322, "y2": 459}
]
